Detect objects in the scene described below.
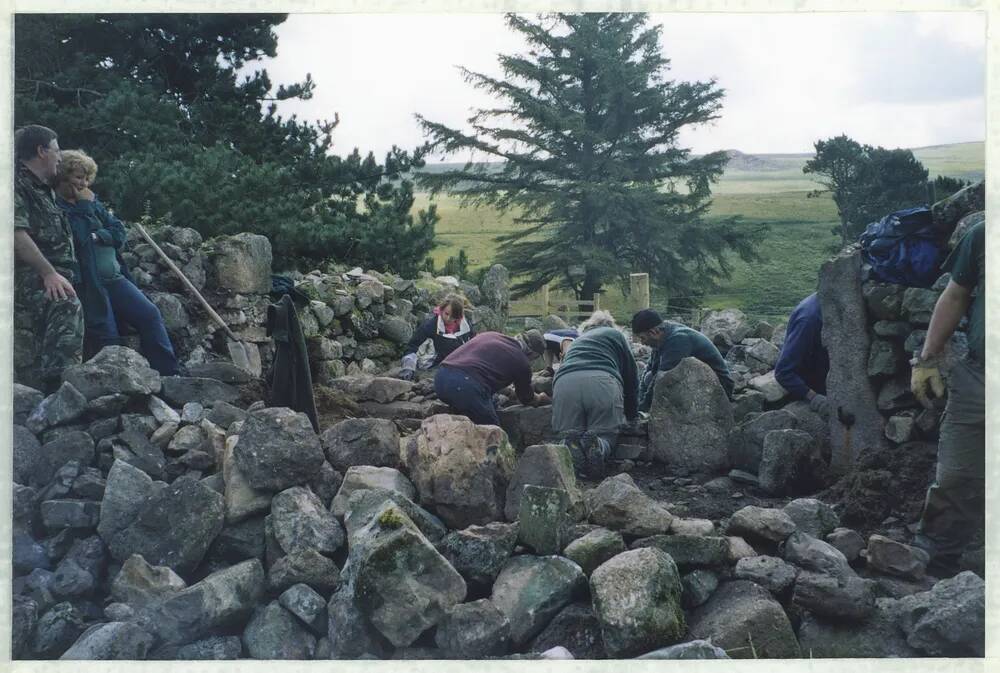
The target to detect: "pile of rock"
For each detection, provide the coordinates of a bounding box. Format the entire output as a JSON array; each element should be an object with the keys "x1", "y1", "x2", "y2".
[
  {"x1": 12, "y1": 346, "x2": 984, "y2": 660},
  {"x1": 121, "y1": 225, "x2": 509, "y2": 383}
]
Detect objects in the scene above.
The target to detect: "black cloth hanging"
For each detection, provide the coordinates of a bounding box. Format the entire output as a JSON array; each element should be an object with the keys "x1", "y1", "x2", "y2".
[{"x1": 266, "y1": 293, "x2": 320, "y2": 433}]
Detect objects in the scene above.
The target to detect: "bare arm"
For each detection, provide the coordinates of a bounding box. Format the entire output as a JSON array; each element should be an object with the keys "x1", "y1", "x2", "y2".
[
  {"x1": 920, "y1": 280, "x2": 972, "y2": 360},
  {"x1": 13, "y1": 230, "x2": 76, "y2": 300}
]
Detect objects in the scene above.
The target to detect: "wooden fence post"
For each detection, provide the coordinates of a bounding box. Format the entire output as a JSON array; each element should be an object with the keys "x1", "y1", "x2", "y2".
[
  {"x1": 630, "y1": 273, "x2": 650, "y2": 314},
  {"x1": 540, "y1": 282, "x2": 550, "y2": 316},
  {"x1": 593, "y1": 293, "x2": 601, "y2": 313}
]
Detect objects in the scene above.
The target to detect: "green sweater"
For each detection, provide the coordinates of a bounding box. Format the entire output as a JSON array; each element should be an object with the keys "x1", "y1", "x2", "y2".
[
  {"x1": 553, "y1": 326, "x2": 639, "y2": 419},
  {"x1": 638, "y1": 322, "x2": 735, "y2": 411}
]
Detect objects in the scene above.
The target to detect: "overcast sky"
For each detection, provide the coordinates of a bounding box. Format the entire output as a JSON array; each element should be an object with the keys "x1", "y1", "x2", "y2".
[{"x1": 252, "y1": 11, "x2": 985, "y2": 161}]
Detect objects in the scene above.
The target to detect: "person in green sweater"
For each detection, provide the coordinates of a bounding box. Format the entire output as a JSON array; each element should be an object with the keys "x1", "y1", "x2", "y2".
[
  {"x1": 552, "y1": 311, "x2": 639, "y2": 478},
  {"x1": 631, "y1": 309, "x2": 734, "y2": 412}
]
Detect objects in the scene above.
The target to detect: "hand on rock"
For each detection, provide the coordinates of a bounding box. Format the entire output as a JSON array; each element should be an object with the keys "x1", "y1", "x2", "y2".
[
  {"x1": 808, "y1": 393, "x2": 829, "y2": 416},
  {"x1": 911, "y1": 360, "x2": 945, "y2": 408},
  {"x1": 398, "y1": 368, "x2": 415, "y2": 381}
]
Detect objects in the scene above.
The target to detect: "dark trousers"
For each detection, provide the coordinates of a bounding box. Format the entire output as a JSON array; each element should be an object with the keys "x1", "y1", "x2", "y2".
[
  {"x1": 434, "y1": 365, "x2": 500, "y2": 426},
  {"x1": 90, "y1": 277, "x2": 180, "y2": 376}
]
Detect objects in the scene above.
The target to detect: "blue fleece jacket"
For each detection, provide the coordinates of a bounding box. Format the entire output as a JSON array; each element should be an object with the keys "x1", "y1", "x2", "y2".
[{"x1": 773, "y1": 293, "x2": 829, "y2": 400}]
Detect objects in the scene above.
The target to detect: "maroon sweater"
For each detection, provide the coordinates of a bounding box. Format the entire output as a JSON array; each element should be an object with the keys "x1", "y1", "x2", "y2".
[{"x1": 440, "y1": 332, "x2": 534, "y2": 404}]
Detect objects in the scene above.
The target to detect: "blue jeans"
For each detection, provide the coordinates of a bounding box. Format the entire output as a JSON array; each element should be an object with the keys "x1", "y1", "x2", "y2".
[
  {"x1": 91, "y1": 277, "x2": 180, "y2": 376},
  {"x1": 434, "y1": 365, "x2": 500, "y2": 426}
]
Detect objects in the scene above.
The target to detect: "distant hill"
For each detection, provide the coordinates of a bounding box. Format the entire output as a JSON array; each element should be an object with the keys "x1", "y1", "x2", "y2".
[{"x1": 414, "y1": 141, "x2": 984, "y2": 193}]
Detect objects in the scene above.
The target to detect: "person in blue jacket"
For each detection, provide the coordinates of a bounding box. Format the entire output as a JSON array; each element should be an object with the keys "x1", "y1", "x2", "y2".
[
  {"x1": 773, "y1": 293, "x2": 829, "y2": 414},
  {"x1": 54, "y1": 150, "x2": 180, "y2": 376},
  {"x1": 398, "y1": 295, "x2": 475, "y2": 380}
]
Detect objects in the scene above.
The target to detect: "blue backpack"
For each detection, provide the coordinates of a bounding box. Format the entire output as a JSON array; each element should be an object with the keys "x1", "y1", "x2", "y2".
[{"x1": 858, "y1": 207, "x2": 945, "y2": 288}]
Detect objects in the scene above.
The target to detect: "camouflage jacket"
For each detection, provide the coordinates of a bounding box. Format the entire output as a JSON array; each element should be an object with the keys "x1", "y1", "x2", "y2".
[{"x1": 14, "y1": 162, "x2": 78, "y2": 290}]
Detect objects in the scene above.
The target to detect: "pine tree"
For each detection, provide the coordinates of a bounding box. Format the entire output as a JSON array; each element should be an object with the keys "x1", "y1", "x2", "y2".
[
  {"x1": 416, "y1": 13, "x2": 763, "y2": 301},
  {"x1": 15, "y1": 13, "x2": 437, "y2": 273}
]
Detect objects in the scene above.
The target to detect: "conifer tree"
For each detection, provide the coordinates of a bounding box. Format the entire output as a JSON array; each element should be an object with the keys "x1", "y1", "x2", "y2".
[{"x1": 417, "y1": 13, "x2": 763, "y2": 301}]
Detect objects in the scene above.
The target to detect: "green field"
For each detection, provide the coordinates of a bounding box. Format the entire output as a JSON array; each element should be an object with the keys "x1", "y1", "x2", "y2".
[{"x1": 417, "y1": 141, "x2": 984, "y2": 324}]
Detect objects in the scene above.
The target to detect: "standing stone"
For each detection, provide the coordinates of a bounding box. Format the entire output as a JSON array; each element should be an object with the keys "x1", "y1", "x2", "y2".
[
  {"x1": 233, "y1": 408, "x2": 325, "y2": 492},
  {"x1": 517, "y1": 485, "x2": 569, "y2": 555},
  {"x1": 320, "y1": 418, "x2": 401, "y2": 471},
  {"x1": 491, "y1": 555, "x2": 586, "y2": 647},
  {"x1": 505, "y1": 443, "x2": 584, "y2": 521},
  {"x1": 590, "y1": 548, "x2": 685, "y2": 658},
  {"x1": 818, "y1": 248, "x2": 887, "y2": 472},
  {"x1": 687, "y1": 580, "x2": 800, "y2": 658},
  {"x1": 402, "y1": 414, "x2": 517, "y2": 529},
  {"x1": 478, "y1": 265, "x2": 510, "y2": 331},
  {"x1": 207, "y1": 233, "x2": 272, "y2": 294},
  {"x1": 647, "y1": 358, "x2": 733, "y2": 472}
]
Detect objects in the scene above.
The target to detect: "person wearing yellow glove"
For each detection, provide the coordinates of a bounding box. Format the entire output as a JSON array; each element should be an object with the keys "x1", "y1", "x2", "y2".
[{"x1": 910, "y1": 220, "x2": 984, "y2": 577}]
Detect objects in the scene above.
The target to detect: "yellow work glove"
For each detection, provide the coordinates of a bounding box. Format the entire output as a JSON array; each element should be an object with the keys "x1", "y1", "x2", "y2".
[{"x1": 910, "y1": 356, "x2": 945, "y2": 408}]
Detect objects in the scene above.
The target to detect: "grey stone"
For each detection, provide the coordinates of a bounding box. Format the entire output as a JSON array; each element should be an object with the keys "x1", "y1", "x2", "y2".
[
  {"x1": 279, "y1": 583, "x2": 328, "y2": 635},
  {"x1": 402, "y1": 414, "x2": 516, "y2": 529},
  {"x1": 12, "y1": 595, "x2": 38, "y2": 659},
  {"x1": 343, "y1": 488, "x2": 447, "y2": 543},
  {"x1": 797, "y1": 597, "x2": 919, "y2": 657},
  {"x1": 782, "y1": 498, "x2": 840, "y2": 539},
  {"x1": 637, "y1": 639, "x2": 730, "y2": 659},
  {"x1": 40, "y1": 499, "x2": 100, "y2": 530},
  {"x1": 207, "y1": 233, "x2": 272, "y2": 293},
  {"x1": 687, "y1": 580, "x2": 800, "y2": 658},
  {"x1": 310, "y1": 300, "x2": 336, "y2": 328},
  {"x1": 727, "y1": 409, "x2": 798, "y2": 473},
  {"x1": 586, "y1": 473, "x2": 673, "y2": 537},
  {"x1": 590, "y1": 547, "x2": 685, "y2": 658},
  {"x1": 111, "y1": 554, "x2": 187, "y2": 609},
  {"x1": 631, "y1": 535, "x2": 730, "y2": 570},
  {"x1": 498, "y1": 404, "x2": 556, "y2": 449},
  {"x1": 184, "y1": 361, "x2": 255, "y2": 384},
  {"x1": 734, "y1": 555, "x2": 798, "y2": 596},
  {"x1": 111, "y1": 429, "x2": 166, "y2": 479},
  {"x1": 758, "y1": 429, "x2": 824, "y2": 496},
  {"x1": 61, "y1": 346, "x2": 161, "y2": 401},
  {"x1": 149, "y1": 422, "x2": 179, "y2": 450},
  {"x1": 32, "y1": 602, "x2": 87, "y2": 658},
  {"x1": 886, "y1": 413, "x2": 916, "y2": 443},
  {"x1": 782, "y1": 531, "x2": 854, "y2": 579},
  {"x1": 866, "y1": 534, "x2": 930, "y2": 580},
  {"x1": 867, "y1": 338, "x2": 903, "y2": 377},
  {"x1": 491, "y1": 555, "x2": 586, "y2": 647},
  {"x1": 699, "y1": 308, "x2": 750, "y2": 351},
  {"x1": 320, "y1": 417, "x2": 401, "y2": 471},
  {"x1": 897, "y1": 571, "x2": 984, "y2": 656},
  {"x1": 505, "y1": 443, "x2": 584, "y2": 521},
  {"x1": 15, "y1": 384, "x2": 46, "y2": 430},
  {"x1": 527, "y1": 601, "x2": 605, "y2": 659},
  {"x1": 60, "y1": 621, "x2": 155, "y2": 660},
  {"x1": 825, "y1": 527, "x2": 865, "y2": 563},
  {"x1": 269, "y1": 486, "x2": 344, "y2": 556},
  {"x1": 326, "y1": 582, "x2": 390, "y2": 659},
  {"x1": 26, "y1": 382, "x2": 88, "y2": 434},
  {"x1": 242, "y1": 601, "x2": 316, "y2": 659},
  {"x1": 933, "y1": 180, "x2": 984, "y2": 234},
  {"x1": 181, "y1": 402, "x2": 205, "y2": 424},
  {"x1": 171, "y1": 636, "x2": 243, "y2": 660},
  {"x1": 379, "y1": 316, "x2": 413, "y2": 344},
  {"x1": 949, "y1": 209, "x2": 985, "y2": 248},
  {"x1": 792, "y1": 570, "x2": 877, "y2": 620},
  {"x1": 160, "y1": 376, "x2": 240, "y2": 407},
  {"x1": 51, "y1": 535, "x2": 106, "y2": 598},
  {"x1": 166, "y1": 424, "x2": 205, "y2": 454},
  {"x1": 434, "y1": 599, "x2": 511, "y2": 658},
  {"x1": 748, "y1": 371, "x2": 788, "y2": 404},
  {"x1": 681, "y1": 569, "x2": 719, "y2": 608},
  {"x1": 307, "y1": 336, "x2": 344, "y2": 361},
  {"x1": 862, "y1": 281, "x2": 905, "y2": 321},
  {"x1": 517, "y1": 484, "x2": 569, "y2": 555},
  {"x1": 725, "y1": 506, "x2": 796, "y2": 543},
  {"x1": 877, "y1": 377, "x2": 918, "y2": 413},
  {"x1": 140, "y1": 559, "x2": 265, "y2": 645},
  {"x1": 648, "y1": 358, "x2": 733, "y2": 471},
  {"x1": 268, "y1": 549, "x2": 341, "y2": 594},
  {"x1": 222, "y1": 434, "x2": 271, "y2": 524},
  {"x1": 13, "y1": 424, "x2": 44, "y2": 487},
  {"x1": 107, "y1": 476, "x2": 225, "y2": 574},
  {"x1": 331, "y1": 465, "x2": 416, "y2": 517},
  {"x1": 205, "y1": 516, "x2": 266, "y2": 566},
  {"x1": 479, "y1": 265, "x2": 510, "y2": 324},
  {"x1": 39, "y1": 432, "x2": 96, "y2": 488},
  {"x1": 563, "y1": 528, "x2": 626, "y2": 576},
  {"x1": 731, "y1": 390, "x2": 765, "y2": 421},
  {"x1": 819, "y1": 248, "x2": 887, "y2": 472},
  {"x1": 233, "y1": 407, "x2": 325, "y2": 492},
  {"x1": 96, "y1": 460, "x2": 156, "y2": 548},
  {"x1": 205, "y1": 400, "x2": 248, "y2": 430},
  {"x1": 351, "y1": 503, "x2": 466, "y2": 647},
  {"x1": 902, "y1": 287, "x2": 941, "y2": 325},
  {"x1": 873, "y1": 320, "x2": 912, "y2": 338},
  {"x1": 440, "y1": 522, "x2": 519, "y2": 587}
]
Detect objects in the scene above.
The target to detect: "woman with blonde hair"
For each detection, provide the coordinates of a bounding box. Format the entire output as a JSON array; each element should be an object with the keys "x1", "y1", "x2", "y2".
[
  {"x1": 54, "y1": 150, "x2": 180, "y2": 375},
  {"x1": 398, "y1": 294, "x2": 475, "y2": 380}
]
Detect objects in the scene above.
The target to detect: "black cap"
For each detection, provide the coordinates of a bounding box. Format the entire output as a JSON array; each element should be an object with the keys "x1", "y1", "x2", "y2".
[{"x1": 631, "y1": 309, "x2": 663, "y2": 334}]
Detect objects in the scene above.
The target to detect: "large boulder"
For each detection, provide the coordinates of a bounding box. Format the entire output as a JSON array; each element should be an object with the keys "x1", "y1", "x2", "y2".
[
  {"x1": 351, "y1": 502, "x2": 467, "y2": 647},
  {"x1": 818, "y1": 247, "x2": 887, "y2": 472},
  {"x1": 61, "y1": 346, "x2": 161, "y2": 401},
  {"x1": 590, "y1": 548, "x2": 685, "y2": 658},
  {"x1": 504, "y1": 443, "x2": 584, "y2": 521},
  {"x1": 207, "y1": 232, "x2": 272, "y2": 294},
  {"x1": 401, "y1": 414, "x2": 517, "y2": 529},
  {"x1": 897, "y1": 571, "x2": 985, "y2": 657},
  {"x1": 233, "y1": 408, "x2": 325, "y2": 492},
  {"x1": 585, "y1": 473, "x2": 673, "y2": 537},
  {"x1": 699, "y1": 308, "x2": 750, "y2": 351},
  {"x1": 647, "y1": 358, "x2": 733, "y2": 472},
  {"x1": 320, "y1": 418, "x2": 401, "y2": 470},
  {"x1": 687, "y1": 580, "x2": 800, "y2": 658},
  {"x1": 269, "y1": 486, "x2": 344, "y2": 556},
  {"x1": 490, "y1": 555, "x2": 586, "y2": 647},
  {"x1": 517, "y1": 485, "x2": 570, "y2": 555}
]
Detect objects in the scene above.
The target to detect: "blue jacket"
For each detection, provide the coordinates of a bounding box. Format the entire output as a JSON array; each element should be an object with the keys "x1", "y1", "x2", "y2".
[
  {"x1": 57, "y1": 197, "x2": 136, "y2": 334},
  {"x1": 774, "y1": 293, "x2": 829, "y2": 400}
]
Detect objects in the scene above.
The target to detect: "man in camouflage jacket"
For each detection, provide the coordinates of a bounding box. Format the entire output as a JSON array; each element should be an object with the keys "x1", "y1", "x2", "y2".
[{"x1": 13, "y1": 125, "x2": 84, "y2": 392}]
